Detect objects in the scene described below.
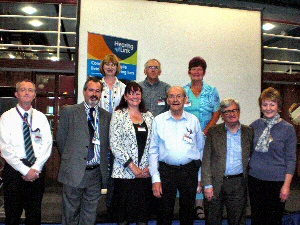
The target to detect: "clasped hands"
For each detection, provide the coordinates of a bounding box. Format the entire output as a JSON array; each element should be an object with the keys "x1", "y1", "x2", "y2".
[
  {"x1": 22, "y1": 168, "x2": 40, "y2": 182},
  {"x1": 129, "y1": 162, "x2": 150, "y2": 178}
]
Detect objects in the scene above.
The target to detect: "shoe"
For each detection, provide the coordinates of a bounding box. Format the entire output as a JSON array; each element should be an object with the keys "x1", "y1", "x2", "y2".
[{"x1": 195, "y1": 206, "x2": 204, "y2": 219}]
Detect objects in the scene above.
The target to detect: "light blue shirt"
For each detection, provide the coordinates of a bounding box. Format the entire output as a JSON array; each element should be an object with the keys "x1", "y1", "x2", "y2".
[
  {"x1": 183, "y1": 82, "x2": 220, "y2": 131},
  {"x1": 84, "y1": 102, "x2": 101, "y2": 166},
  {"x1": 149, "y1": 110, "x2": 205, "y2": 183},
  {"x1": 225, "y1": 124, "x2": 243, "y2": 176}
]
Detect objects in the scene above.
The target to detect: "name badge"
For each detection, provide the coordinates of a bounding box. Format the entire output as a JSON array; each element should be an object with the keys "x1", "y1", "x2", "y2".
[
  {"x1": 184, "y1": 102, "x2": 192, "y2": 107},
  {"x1": 138, "y1": 126, "x2": 146, "y2": 132},
  {"x1": 158, "y1": 99, "x2": 165, "y2": 106},
  {"x1": 33, "y1": 130, "x2": 42, "y2": 143},
  {"x1": 92, "y1": 137, "x2": 100, "y2": 145},
  {"x1": 183, "y1": 136, "x2": 192, "y2": 143}
]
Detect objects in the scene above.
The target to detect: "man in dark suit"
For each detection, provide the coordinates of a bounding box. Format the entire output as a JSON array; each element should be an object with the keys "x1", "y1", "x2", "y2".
[
  {"x1": 201, "y1": 98, "x2": 253, "y2": 225},
  {"x1": 57, "y1": 76, "x2": 111, "y2": 225}
]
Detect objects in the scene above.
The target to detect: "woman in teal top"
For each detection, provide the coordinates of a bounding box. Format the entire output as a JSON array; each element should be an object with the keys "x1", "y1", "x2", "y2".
[
  {"x1": 184, "y1": 82, "x2": 220, "y2": 133},
  {"x1": 183, "y1": 56, "x2": 220, "y2": 218}
]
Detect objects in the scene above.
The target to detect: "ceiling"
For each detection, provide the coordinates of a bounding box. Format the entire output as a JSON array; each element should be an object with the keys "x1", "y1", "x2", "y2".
[{"x1": 0, "y1": 0, "x2": 299, "y2": 73}]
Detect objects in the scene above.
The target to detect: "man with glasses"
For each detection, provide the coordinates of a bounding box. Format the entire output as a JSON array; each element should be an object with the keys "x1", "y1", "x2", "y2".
[
  {"x1": 201, "y1": 98, "x2": 253, "y2": 225},
  {"x1": 149, "y1": 86, "x2": 204, "y2": 225},
  {"x1": 139, "y1": 59, "x2": 170, "y2": 117}
]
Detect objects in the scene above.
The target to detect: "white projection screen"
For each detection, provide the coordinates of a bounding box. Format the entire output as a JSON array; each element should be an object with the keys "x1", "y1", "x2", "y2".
[{"x1": 77, "y1": 0, "x2": 262, "y2": 125}]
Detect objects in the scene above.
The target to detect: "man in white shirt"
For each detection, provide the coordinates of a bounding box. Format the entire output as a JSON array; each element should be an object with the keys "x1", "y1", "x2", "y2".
[
  {"x1": 149, "y1": 86, "x2": 204, "y2": 225},
  {"x1": 0, "y1": 80, "x2": 52, "y2": 225}
]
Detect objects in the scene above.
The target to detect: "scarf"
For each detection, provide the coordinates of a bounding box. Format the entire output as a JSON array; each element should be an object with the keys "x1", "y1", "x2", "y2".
[{"x1": 255, "y1": 113, "x2": 280, "y2": 153}]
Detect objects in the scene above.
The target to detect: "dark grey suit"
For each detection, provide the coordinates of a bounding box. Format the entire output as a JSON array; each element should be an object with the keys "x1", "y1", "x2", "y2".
[
  {"x1": 57, "y1": 102, "x2": 111, "y2": 225},
  {"x1": 201, "y1": 122, "x2": 253, "y2": 225}
]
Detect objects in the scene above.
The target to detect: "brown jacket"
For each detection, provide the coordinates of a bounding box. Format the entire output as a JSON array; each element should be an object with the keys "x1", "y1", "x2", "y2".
[{"x1": 201, "y1": 122, "x2": 253, "y2": 198}]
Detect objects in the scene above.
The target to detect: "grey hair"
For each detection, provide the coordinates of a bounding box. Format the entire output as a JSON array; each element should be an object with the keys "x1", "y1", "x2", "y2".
[
  {"x1": 15, "y1": 80, "x2": 36, "y2": 92},
  {"x1": 167, "y1": 86, "x2": 187, "y2": 97},
  {"x1": 144, "y1": 59, "x2": 161, "y2": 70},
  {"x1": 220, "y1": 98, "x2": 240, "y2": 112}
]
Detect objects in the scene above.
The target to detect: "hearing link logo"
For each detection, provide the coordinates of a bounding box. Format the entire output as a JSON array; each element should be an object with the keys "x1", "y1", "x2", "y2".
[{"x1": 114, "y1": 41, "x2": 134, "y2": 54}]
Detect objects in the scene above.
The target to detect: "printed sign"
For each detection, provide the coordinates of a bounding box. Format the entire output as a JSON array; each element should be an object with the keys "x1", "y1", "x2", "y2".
[{"x1": 87, "y1": 33, "x2": 138, "y2": 80}]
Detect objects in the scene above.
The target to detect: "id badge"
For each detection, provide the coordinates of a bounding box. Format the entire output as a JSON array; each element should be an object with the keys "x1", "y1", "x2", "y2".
[
  {"x1": 34, "y1": 131, "x2": 42, "y2": 143},
  {"x1": 158, "y1": 99, "x2": 165, "y2": 106},
  {"x1": 183, "y1": 136, "x2": 192, "y2": 143},
  {"x1": 138, "y1": 126, "x2": 146, "y2": 132},
  {"x1": 184, "y1": 102, "x2": 192, "y2": 108},
  {"x1": 92, "y1": 137, "x2": 100, "y2": 145}
]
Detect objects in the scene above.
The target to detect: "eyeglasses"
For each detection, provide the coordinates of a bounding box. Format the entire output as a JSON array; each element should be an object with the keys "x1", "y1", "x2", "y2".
[
  {"x1": 147, "y1": 66, "x2": 159, "y2": 70},
  {"x1": 221, "y1": 109, "x2": 239, "y2": 115},
  {"x1": 168, "y1": 94, "x2": 184, "y2": 99}
]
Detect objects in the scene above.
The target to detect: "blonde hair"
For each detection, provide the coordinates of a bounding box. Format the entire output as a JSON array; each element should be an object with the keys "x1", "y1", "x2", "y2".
[{"x1": 99, "y1": 54, "x2": 121, "y2": 76}]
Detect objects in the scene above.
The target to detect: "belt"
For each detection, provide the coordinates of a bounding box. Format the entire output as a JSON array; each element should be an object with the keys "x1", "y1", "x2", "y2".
[
  {"x1": 159, "y1": 161, "x2": 194, "y2": 169},
  {"x1": 223, "y1": 173, "x2": 243, "y2": 179},
  {"x1": 86, "y1": 164, "x2": 100, "y2": 170}
]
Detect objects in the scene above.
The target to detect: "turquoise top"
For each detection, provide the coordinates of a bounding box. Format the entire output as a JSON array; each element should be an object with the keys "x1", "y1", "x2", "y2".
[{"x1": 183, "y1": 82, "x2": 220, "y2": 131}]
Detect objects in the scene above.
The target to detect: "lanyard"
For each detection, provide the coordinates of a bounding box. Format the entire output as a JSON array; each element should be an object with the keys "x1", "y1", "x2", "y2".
[
  {"x1": 16, "y1": 107, "x2": 40, "y2": 133},
  {"x1": 87, "y1": 108, "x2": 100, "y2": 138}
]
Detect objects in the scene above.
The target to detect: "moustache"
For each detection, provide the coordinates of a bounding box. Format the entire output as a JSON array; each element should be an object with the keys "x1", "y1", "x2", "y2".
[{"x1": 90, "y1": 95, "x2": 99, "y2": 100}]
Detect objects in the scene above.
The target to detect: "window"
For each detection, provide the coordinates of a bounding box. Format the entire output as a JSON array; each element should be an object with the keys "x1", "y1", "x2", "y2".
[{"x1": 0, "y1": 2, "x2": 76, "y2": 61}]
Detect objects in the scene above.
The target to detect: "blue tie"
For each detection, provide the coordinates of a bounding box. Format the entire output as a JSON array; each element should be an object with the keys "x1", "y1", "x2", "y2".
[{"x1": 23, "y1": 113, "x2": 36, "y2": 164}]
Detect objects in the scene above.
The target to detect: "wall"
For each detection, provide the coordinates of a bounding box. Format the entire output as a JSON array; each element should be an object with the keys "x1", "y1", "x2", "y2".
[{"x1": 78, "y1": 0, "x2": 262, "y2": 124}]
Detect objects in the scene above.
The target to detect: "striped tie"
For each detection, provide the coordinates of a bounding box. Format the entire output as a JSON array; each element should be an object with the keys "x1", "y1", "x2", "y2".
[{"x1": 23, "y1": 113, "x2": 36, "y2": 164}]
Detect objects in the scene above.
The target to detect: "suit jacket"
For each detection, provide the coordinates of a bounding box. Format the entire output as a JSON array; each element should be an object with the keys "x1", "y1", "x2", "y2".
[
  {"x1": 201, "y1": 122, "x2": 253, "y2": 198},
  {"x1": 109, "y1": 108, "x2": 153, "y2": 179},
  {"x1": 56, "y1": 102, "x2": 111, "y2": 188}
]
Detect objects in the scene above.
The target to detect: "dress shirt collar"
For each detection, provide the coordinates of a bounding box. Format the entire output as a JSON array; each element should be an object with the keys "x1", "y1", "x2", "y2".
[
  {"x1": 186, "y1": 81, "x2": 209, "y2": 92},
  {"x1": 16, "y1": 104, "x2": 33, "y2": 118},
  {"x1": 101, "y1": 77, "x2": 121, "y2": 87},
  {"x1": 225, "y1": 122, "x2": 241, "y2": 133},
  {"x1": 166, "y1": 110, "x2": 187, "y2": 121},
  {"x1": 84, "y1": 101, "x2": 99, "y2": 111}
]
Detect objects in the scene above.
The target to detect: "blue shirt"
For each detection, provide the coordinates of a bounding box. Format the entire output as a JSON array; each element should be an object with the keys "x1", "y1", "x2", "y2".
[
  {"x1": 225, "y1": 124, "x2": 243, "y2": 176},
  {"x1": 183, "y1": 82, "x2": 220, "y2": 131},
  {"x1": 84, "y1": 102, "x2": 101, "y2": 166},
  {"x1": 149, "y1": 110, "x2": 205, "y2": 183}
]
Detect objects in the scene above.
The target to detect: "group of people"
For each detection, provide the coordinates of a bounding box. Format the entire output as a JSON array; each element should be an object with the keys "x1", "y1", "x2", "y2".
[{"x1": 0, "y1": 54, "x2": 296, "y2": 225}]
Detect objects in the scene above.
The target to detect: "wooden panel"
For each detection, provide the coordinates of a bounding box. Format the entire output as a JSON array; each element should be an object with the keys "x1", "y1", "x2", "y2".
[
  {"x1": 0, "y1": 59, "x2": 75, "y2": 73},
  {"x1": 263, "y1": 74, "x2": 300, "y2": 177},
  {"x1": 46, "y1": 145, "x2": 61, "y2": 182}
]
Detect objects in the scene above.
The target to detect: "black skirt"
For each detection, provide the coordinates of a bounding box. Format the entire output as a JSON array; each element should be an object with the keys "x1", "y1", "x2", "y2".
[{"x1": 110, "y1": 177, "x2": 152, "y2": 223}]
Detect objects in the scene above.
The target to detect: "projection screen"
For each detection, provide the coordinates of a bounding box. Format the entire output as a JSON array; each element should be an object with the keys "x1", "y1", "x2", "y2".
[{"x1": 77, "y1": 0, "x2": 262, "y2": 125}]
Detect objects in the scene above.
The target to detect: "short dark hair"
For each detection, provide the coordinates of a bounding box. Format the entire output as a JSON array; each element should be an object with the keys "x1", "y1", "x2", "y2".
[
  {"x1": 188, "y1": 56, "x2": 207, "y2": 72},
  {"x1": 116, "y1": 82, "x2": 147, "y2": 113},
  {"x1": 259, "y1": 87, "x2": 282, "y2": 109},
  {"x1": 83, "y1": 76, "x2": 102, "y2": 92}
]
